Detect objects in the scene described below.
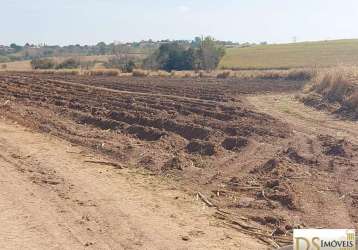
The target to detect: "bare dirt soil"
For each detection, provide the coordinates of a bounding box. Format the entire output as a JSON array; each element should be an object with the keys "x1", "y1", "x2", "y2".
[
  {"x1": 247, "y1": 94, "x2": 358, "y2": 229},
  {"x1": 0, "y1": 72, "x2": 357, "y2": 249},
  {"x1": 0, "y1": 118, "x2": 264, "y2": 250}
]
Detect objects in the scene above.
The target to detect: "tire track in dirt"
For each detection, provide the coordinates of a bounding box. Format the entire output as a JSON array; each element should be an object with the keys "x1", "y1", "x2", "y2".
[{"x1": 247, "y1": 94, "x2": 358, "y2": 144}]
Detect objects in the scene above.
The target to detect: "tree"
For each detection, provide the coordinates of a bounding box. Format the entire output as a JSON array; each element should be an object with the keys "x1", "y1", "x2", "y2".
[
  {"x1": 195, "y1": 36, "x2": 225, "y2": 70},
  {"x1": 143, "y1": 37, "x2": 226, "y2": 71},
  {"x1": 96, "y1": 42, "x2": 107, "y2": 55},
  {"x1": 155, "y1": 43, "x2": 194, "y2": 71},
  {"x1": 10, "y1": 43, "x2": 22, "y2": 52}
]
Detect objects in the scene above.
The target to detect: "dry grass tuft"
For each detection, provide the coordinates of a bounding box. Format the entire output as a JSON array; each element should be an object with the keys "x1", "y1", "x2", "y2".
[
  {"x1": 286, "y1": 69, "x2": 316, "y2": 81},
  {"x1": 307, "y1": 68, "x2": 358, "y2": 119},
  {"x1": 157, "y1": 71, "x2": 171, "y2": 77},
  {"x1": 132, "y1": 70, "x2": 149, "y2": 77},
  {"x1": 86, "y1": 69, "x2": 119, "y2": 77},
  {"x1": 216, "y1": 71, "x2": 231, "y2": 79},
  {"x1": 311, "y1": 70, "x2": 353, "y2": 103}
]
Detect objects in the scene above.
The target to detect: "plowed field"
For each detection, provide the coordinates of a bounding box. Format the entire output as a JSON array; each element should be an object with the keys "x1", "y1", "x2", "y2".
[{"x1": 0, "y1": 72, "x2": 357, "y2": 248}]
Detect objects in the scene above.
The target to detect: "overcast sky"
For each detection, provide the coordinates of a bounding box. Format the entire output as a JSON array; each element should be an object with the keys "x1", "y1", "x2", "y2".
[{"x1": 1, "y1": 0, "x2": 358, "y2": 45}]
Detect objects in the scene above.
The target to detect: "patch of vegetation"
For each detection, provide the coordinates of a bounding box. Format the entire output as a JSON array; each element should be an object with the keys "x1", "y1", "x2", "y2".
[
  {"x1": 144, "y1": 37, "x2": 225, "y2": 71},
  {"x1": 31, "y1": 58, "x2": 56, "y2": 69},
  {"x1": 56, "y1": 58, "x2": 80, "y2": 69},
  {"x1": 132, "y1": 70, "x2": 149, "y2": 77},
  {"x1": 304, "y1": 69, "x2": 358, "y2": 119},
  {"x1": 104, "y1": 57, "x2": 136, "y2": 72}
]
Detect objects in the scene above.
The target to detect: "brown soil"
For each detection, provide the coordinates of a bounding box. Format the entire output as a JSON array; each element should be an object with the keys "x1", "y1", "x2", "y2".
[
  {"x1": 0, "y1": 72, "x2": 357, "y2": 248},
  {"x1": 0, "y1": 119, "x2": 264, "y2": 250},
  {"x1": 247, "y1": 94, "x2": 358, "y2": 232}
]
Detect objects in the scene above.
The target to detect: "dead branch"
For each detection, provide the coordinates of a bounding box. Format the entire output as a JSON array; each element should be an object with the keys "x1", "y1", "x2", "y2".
[
  {"x1": 84, "y1": 160, "x2": 123, "y2": 169},
  {"x1": 197, "y1": 192, "x2": 215, "y2": 207}
]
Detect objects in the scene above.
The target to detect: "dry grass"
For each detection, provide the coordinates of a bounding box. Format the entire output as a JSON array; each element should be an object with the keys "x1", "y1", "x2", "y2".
[
  {"x1": 85, "y1": 69, "x2": 120, "y2": 77},
  {"x1": 132, "y1": 70, "x2": 149, "y2": 77},
  {"x1": 307, "y1": 67, "x2": 358, "y2": 119},
  {"x1": 311, "y1": 69, "x2": 354, "y2": 102},
  {"x1": 216, "y1": 71, "x2": 231, "y2": 79},
  {"x1": 0, "y1": 60, "x2": 32, "y2": 71},
  {"x1": 286, "y1": 69, "x2": 316, "y2": 81},
  {"x1": 0, "y1": 62, "x2": 315, "y2": 82}
]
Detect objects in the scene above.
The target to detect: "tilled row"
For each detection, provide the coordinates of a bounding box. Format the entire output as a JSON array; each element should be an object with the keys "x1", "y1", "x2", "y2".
[{"x1": 0, "y1": 74, "x2": 289, "y2": 158}]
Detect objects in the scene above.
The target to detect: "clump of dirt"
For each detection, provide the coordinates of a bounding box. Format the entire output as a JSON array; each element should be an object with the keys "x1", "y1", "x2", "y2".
[
  {"x1": 222, "y1": 137, "x2": 249, "y2": 151},
  {"x1": 137, "y1": 155, "x2": 156, "y2": 169},
  {"x1": 186, "y1": 140, "x2": 216, "y2": 156},
  {"x1": 262, "y1": 185, "x2": 297, "y2": 210},
  {"x1": 250, "y1": 215, "x2": 284, "y2": 227},
  {"x1": 251, "y1": 158, "x2": 280, "y2": 174},
  {"x1": 163, "y1": 155, "x2": 192, "y2": 171},
  {"x1": 126, "y1": 125, "x2": 166, "y2": 141},
  {"x1": 76, "y1": 114, "x2": 123, "y2": 130},
  {"x1": 284, "y1": 147, "x2": 317, "y2": 165},
  {"x1": 318, "y1": 134, "x2": 352, "y2": 158}
]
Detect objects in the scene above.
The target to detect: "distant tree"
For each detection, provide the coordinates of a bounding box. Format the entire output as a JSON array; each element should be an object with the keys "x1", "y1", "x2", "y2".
[
  {"x1": 10, "y1": 43, "x2": 22, "y2": 52},
  {"x1": 123, "y1": 60, "x2": 136, "y2": 73},
  {"x1": 143, "y1": 37, "x2": 225, "y2": 71},
  {"x1": 96, "y1": 42, "x2": 107, "y2": 55},
  {"x1": 154, "y1": 42, "x2": 194, "y2": 71},
  {"x1": 192, "y1": 37, "x2": 202, "y2": 48},
  {"x1": 195, "y1": 36, "x2": 225, "y2": 70}
]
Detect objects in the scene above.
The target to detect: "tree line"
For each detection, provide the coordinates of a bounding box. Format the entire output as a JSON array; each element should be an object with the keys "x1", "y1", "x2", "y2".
[{"x1": 27, "y1": 36, "x2": 226, "y2": 71}]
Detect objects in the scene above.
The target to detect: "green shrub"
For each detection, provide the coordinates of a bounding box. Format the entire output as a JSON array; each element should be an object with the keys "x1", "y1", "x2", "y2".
[{"x1": 31, "y1": 58, "x2": 55, "y2": 69}]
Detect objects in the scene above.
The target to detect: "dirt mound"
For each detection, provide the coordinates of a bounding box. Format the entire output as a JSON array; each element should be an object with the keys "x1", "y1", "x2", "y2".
[
  {"x1": 163, "y1": 155, "x2": 192, "y2": 171},
  {"x1": 222, "y1": 137, "x2": 249, "y2": 151},
  {"x1": 251, "y1": 158, "x2": 280, "y2": 174},
  {"x1": 284, "y1": 147, "x2": 317, "y2": 165},
  {"x1": 126, "y1": 125, "x2": 166, "y2": 141},
  {"x1": 318, "y1": 134, "x2": 354, "y2": 157},
  {"x1": 186, "y1": 140, "x2": 216, "y2": 156}
]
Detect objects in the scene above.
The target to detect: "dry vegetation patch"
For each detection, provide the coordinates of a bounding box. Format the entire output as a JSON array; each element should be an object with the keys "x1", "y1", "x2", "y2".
[{"x1": 301, "y1": 68, "x2": 358, "y2": 120}]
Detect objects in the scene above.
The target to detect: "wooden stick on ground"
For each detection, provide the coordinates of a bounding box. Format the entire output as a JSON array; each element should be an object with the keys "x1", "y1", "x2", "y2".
[
  {"x1": 197, "y1": 192, "x2": 215, "y2": 207},
  {"x1": 84, "y1": 160, "x2": 123, "y2": 169}
]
